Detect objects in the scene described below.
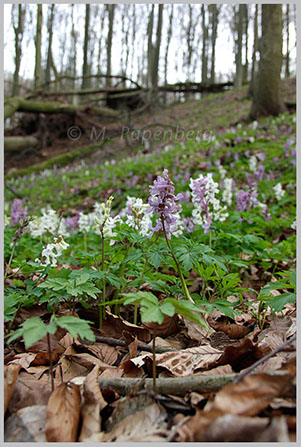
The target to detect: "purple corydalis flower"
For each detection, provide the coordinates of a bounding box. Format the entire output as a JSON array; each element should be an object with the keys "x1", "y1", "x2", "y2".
[
  {"x1": 148, "y1": 169, "x2": 183, "y2": 238},
  {"x1": 65, "y1": 212, "x2": 80, "y2": 233},
  {"x1": 236, "y1": 189, "x2": 258, "y2": 213},
  {"x1": 11, "y1": 198, "x2": 28, "y2": 225},
  {"x1": 236, "y1": 136, "x2": 242, "y2": 144},
  {"x1": 254, "y1": 164, "x2": 265, "y2": 181},
  {"x1": 182, "y1": 217, "x2": 195, "y2": 233}
]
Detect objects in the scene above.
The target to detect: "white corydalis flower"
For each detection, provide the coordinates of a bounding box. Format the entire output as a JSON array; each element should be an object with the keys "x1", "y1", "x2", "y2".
[
  {"x1": 36, "y1": 237, "x2": 69, "y2": 267},
  {"x1": 124, "y1": 197, "x2": 153, "y2": 237},
  {"x1": 273, "y1": 183, "x2": 285, "y2": 201},
  {"x1": 248, "y1": 155, "x2": 257, "y2": 173},
  {"x1": 222, "y1": 178, "x2": 233, "y2": 206}
]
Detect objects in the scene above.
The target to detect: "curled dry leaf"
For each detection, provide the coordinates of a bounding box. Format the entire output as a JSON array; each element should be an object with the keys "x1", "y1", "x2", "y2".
[
  {"x1": 131, "y1": 345, "x2": 223, "y2": 377},
  {"x1": 142, "y1": 314, "x2": 179, "y2": 337},
  {"x1": 208, "y1": 315, "x2": 251, "y2": 339},
  {"x1": 180, "y1": 315, "x2": 212, "y2": 343},
  {"x1": 4, "y1": 363, "x2": 21, "y2": 413},
  {"x1": 45, "y1": 383, "x2": 81, "y2": 442},
  {"x1": 101, "y1": 312, "x2": 151, "y2": 343},
  {"x1": 8, "y1": 353, "x2": 37, "y2": 371}
]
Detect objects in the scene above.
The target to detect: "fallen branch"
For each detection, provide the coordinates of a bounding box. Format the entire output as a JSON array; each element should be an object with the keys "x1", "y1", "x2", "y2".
[
  {"x1": 232, "y1": 334, "x2": 296, "y2": 384},
  {"x1": 98, "y1": 371, "x2": 294, "y2": 396},
  {"x1": 4, "y1": 136, "x2": 39, "y2": 153},
  {"x1": 95, "y1": 335, "x2": 175, "y2": 354}
]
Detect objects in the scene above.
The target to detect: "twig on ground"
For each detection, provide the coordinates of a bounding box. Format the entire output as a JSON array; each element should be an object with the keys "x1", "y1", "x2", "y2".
[
  {"x1": 232, "y1": 334, "x2": 296, "y2": 384},
  {"x1": 98, "y1": 371, "x2": 293, "y2": 396},
  {"x1": 95, "y1": 335, "x2": 175, "y2": 354}
]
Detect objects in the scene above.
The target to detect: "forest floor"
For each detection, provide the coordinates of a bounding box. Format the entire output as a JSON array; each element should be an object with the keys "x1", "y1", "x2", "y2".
[{"x1": 4, "y1": 79, "x2": 296, "y2": 442}]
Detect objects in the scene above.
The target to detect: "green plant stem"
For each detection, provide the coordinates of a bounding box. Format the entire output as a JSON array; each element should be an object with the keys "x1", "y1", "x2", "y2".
[
  {"x1": 84, "y1": 232, "x2": 87, "y2": 251},
  {"x1": 99, "y1": 230, "x2": 106, "y2": 328},
  {"x1": 161, "y1": 219, "x2": 194, "y2": 304},
  {"x1": 114, "y1": 243, "x2": 134, "y2": 315},
  {"x1": 209, "y1": 229, "x2": 212, "y2": 249},
  {"x1": 4, "y1": 239, "x2": 17, "y2": 280}
]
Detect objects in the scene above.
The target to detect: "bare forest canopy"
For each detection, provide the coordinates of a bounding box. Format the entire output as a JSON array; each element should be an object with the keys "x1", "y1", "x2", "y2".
[{"x1": 4, "y1": 4, "x2": 296, "y2": 170}]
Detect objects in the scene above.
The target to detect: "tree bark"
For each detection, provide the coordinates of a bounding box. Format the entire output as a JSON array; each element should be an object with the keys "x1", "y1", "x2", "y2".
[
  {"x1": 242, "y1": 5, "x2": 249, "y2": 84},
  {"x1": 45, "y1": 5, "x2": 55, "y2": 89},
  {"x1": 201, "y1": 5, "x2": 209, "y2": 84},
  {"x1": 285, "y1": 4, "x2": 290, "y2": 78},
  {"x1": 106, "y1": 5, "x2": 115, "y2": 87},
  {"x1": 82, "y1": 5, "x2": 91, "y2": 90},
  {"x1": 34, "y1": 4, "x2": 43, "y2": 90},
  {"x1": 4, "y1": 136, "x2": 39, "y2": 153},
  {"x1": 12, "y1": 5, "x2": 25, "y2": 97},
  {"x1": 234, "y1": 5, "x2": 243, "y2": 88},
  {"x1": 248, "y1": 4, "x2": 258, "y2": 97},
  {"x1": 164, "y1": 5, "x2": 174, "y2": 86},
  {"x1": 151, "y1": 4, "x2": 164, "y2": 91},
  {"x1": 251, "y1": 5, "x2": 285, "y2": 118},
  {"x1": 147, "y1": 5, "x2": 155, "y2": 88},
  {"x1": 209, "y1": 5, "x2": 219, "y2": 85}
]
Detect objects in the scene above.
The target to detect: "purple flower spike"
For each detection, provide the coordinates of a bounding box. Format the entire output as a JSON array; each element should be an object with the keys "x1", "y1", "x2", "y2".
[
  {"x1": 148, "y1": 169, "x2": 183, "y2": 238},
  {"x1": 11, "y1": 198, "x2": 28, "y2": 225}
]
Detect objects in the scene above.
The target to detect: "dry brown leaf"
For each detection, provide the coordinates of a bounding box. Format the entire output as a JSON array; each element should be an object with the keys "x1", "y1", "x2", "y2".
[
  {"x1": 210, "y1": 373, "x2": 294, "y2": 416},
  {"x1": 142, "y1": 314, "x2": 179, "y2": 337},
  {"x1": 45, "y1": 383, "x2": 81, "y2": 442},
  {"x1": 208, "y1": 315, "x2": 251, "y2": 339},
  {"x1": 128, "y1": 337, "x2": 138, "y2": 359},
  {"x1": 4, "y1": 405, "x2": 47, "y2": 442},
  {"x1": 131, "y1": 345, "x2": 223, "y2": 377},
  {"x1": 181, "y1": 315, "x2": 212, "y2": 342},
  {"x1": 101, "y1": 312, "x2": 151, "y2": 342},
  {"x1": 9, "y1": 353, "x2": 37, "y2": 370},
  {"x1": 8, "y1": 371, "x2": 60, "y2": 413},
  {"x1": 83, "y1": 365, "x2": 107, "y2": 409},
  {"x1": 104, "y1": 395, "x2": 168, "y2": 442},
  {"x1": 4, "y1": 363, "x2": 21, "y2": 413},
  {"x1": 256, "y1": 415, "x2": 290, "y2": 442},
  {"x1": 79, "y1": 403, "x2": 102, "y2": 442},
  {"x1": 83, "y1": 343, "x2": 118, "y2": 365}
]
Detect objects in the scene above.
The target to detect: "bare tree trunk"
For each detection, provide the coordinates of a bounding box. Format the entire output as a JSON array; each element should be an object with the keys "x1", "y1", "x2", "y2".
[
  {"x1": 242, "y1": 5, "x2": 249, "y2": 84},
  {"x1": 285, "y1": 4, "x2": 290, "y2": 78},
  {"x1": 248, "y1": 4, "x2": 258, "y2": 97},
  {"x1": 106, "y1": 5, "x2": 115, "y2": 87},
  {"x1": 234, "y1": 5, "x2": 243, "y2": 88},
  {"x1": 164, "y1": 4, "x2": 174, "y2": 87},
  {"x1": 151, "y1": 4, "x2": 164, "y2": 93},
  {"x1": 251, "y1": 5, "x2": 285, "y2": 118},
  {"x1": 201, "y1": 5, "x2": 208, "y2": 84},
  {"x1": 209, "y1": 5, "x2": 219, "y2": 84},
  {"x1": 34, "y1": 4, "x2": 43, "y2": 90},
  {"x1": 130, "y1": 5, "x2": 136, "y2": 82},
  {"x1": 82, "y1": 4, "x2": 90, "y2": 90},
  {"x1": 12, "y1": 4, "x2": 25, "y2": 96},
  {"x1": 97, "y1": 6, "x2": 106, "y2": 78},
  {"x1": 45, "y1": 4, "x2": 55, "y2": 89},
  {"x1": 147, "y1": 5, "x2": 155, "y2": 88}
]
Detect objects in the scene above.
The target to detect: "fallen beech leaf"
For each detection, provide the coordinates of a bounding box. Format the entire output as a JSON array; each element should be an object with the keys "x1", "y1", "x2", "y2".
[
  {"x1": 101, "y1": 312, "x2": 151, "y2": 343},
  {"x1": 83, "y1": 343, "x2": 118, "y2": 365},
  {"x1": 4, "y1": 405, "x2": 47, "y2": 442},
  {"x1": 208, "y1": 316, "x2": 251, "y2": 339},
  {"x1": 4, "y1": 364, "x2": 21, "y2": 413},
  {"x1": 256, "y1": 415, "x2": 290, "y2": 442},
  {"x1": 128, "y1": 337, "x2": 138, "y2": 359},
  {"x1": 9, "y1": 353, "x2": 37, "y2": 370},
  {"x1": 45, "y1": 383, "x2": 81, "y2": 442},
  {"x1": 211, "y1": 373, "x2": 294, "y2": 416},
  {"x1": 104, "y1": 394, "x2": 167, "y2": 442},
  {"x1": 131, "y1": 345, "x2": 223, "y2": 377},
  {"x1": 8, "y1": 371, "x2": 60, "y2": 413},
  {"x1": 79, "y1": 403, "x2": 101, "y2": 442},
  {"x1": 181, "y1": 315, "x2": 212, "y2": 343},
  {"x1": 142, "y1": 314, "x2": 179, "y2": 337},
  {"x1": 83, "y1": 365, "x2": 107, "y2": 409}
]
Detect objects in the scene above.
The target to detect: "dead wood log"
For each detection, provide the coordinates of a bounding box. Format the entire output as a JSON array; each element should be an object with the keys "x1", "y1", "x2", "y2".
[
  {"x1": 4, "y1": 97, "x2": 120, "y2": 120},
  {"x1": 4, "y1": 136, "x2": 39, "y2": 152},
  {"x1": 98, "y1": 371, "x2": 295, "y2": 396}
]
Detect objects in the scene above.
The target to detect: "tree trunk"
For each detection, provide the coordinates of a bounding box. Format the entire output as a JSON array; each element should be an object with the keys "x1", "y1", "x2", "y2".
[
  {"x1": 4, "y1": 136, "x2": 39, "y2": 153},
  {"x1": 164, "y1": 4, "x2": 173, "y2": 102},
  {"x1": 151, "y1": 4, "x2": 163, "y2": 92},
  {"x1": 12, "y1": 5, "x2": 25, "y2": 97},
  {"x1": 251, "y1": 5, "x2": 285, "y2": 118},
  {"x1": 209, "y1": 5, "x2": 219, "y2": 84},
  {"x1": 285, "y1": 4, "x2": 290, "y2": 78},
  {"x1": 45, "y1": 4, "x2": 55, "y2": 89},
  {"x1": 106, "y1": 5, "x2": 115, "y2": 87},
  {"x1": 147, "y1": 5, "x2": 155, "y2": 88},
  {"x1": 34, "y1": 4, "x2": 43, "y2": 90},
  {"x1": 82, "y1": 4, "x2": 90, "y2": 90},
  {"x1": 201, "y1": 5, "x2": 208, "y2": 84},
  {"x1": 242, "y1": 5, "x2": 249, "y2": 84},
  {"x1": 234, "y1": 5, "x2": 243, "y2": 88},
  {"x1": 248, "y1": 4, "x2": 258, "y2": 97}
]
